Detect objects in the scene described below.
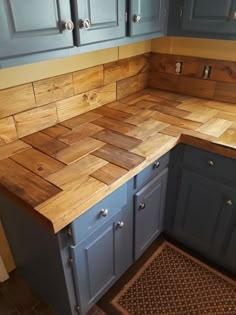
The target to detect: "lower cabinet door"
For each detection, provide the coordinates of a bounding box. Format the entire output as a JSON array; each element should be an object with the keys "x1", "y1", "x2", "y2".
[
  {"x1": 70, "y1": 206, "x2": 133, "y2": 315},
  {"x1": 173, "y1": 169, "x2": 236, "y2": 261},
  {"x1": 134, "y1": 168, "x2": 168, "y2": 260}
]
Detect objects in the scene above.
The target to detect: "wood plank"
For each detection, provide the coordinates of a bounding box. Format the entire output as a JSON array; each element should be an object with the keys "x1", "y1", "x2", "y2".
[
  {"x1": 185, "y1": 106, "x2": 218, "y2": 123},
  {"x1": 118, "y1": 91, "x2": 150, "y2": 105},
  {"x1": 125, "y1": 109, "x2": 154, "y2": 126},
  {"x1": 0, "y1": 140, "x2": 31, "y2": 161},
  {"x1": 104, "y1": 55, "x2": 149, "y2": 84},
  {"x1": 93, "y1": 117, "x2": 136, "y2": 134},
  {"x1": 131, "y1": 133, "x2": 178, "y2": 160},
  {"x1": 177, "y1": 98, "x2": 207, "y2": 112},
  {"x1": 143, "y1": 88, "x2": 191, "y2": 102},
  {"x1": 56, "y1": 83, "x2": 116, "y2": 122},
  {"x1": 150, "y1": 103, "x2": 190, "y2": 118},
  {"x1": 0, "y1": 222, "x2": 15, "y2": 272},
  {"x1": 143, "y1": 97, "x2": 182, "y2": 108},
  {"x1": 46, "y1": 155, "x2": 108, "y2": 189},
  {"x1": 10, "y1": 148, "x2": 65, "y2": 178},
  {"x1": 215, "y1": 129, "x2": 236, "y2": 148},
  {"x1": 215, "y1": 111, "x2": 236, "y2": 122},
  {"x1": 107, "y1": 102, "x2": 144, "y2": 115},
  {"x1": 60, "y1": 112, "x2": 102, "y2": 129},
  {"x1": 0, "y1": 159, "x2": 61, "y2": 208},
  {"x1": 214, "y1": 82, "x2": 236, "y2": 103},
  {"x1": 117, "y1": 72, "x2": 149, "y2": 99},
  {"x1": 22, "y1": 132, "x2": 68, "y2": 157},
  {"x1": 127, "y1": 119, "x2": 169, "y2": 140},
  {"x1": 33, "y1": 74, "x2": 74, "y2": 106},
  {"x1": 93, "y1": 106, "x2": 132, "y2": 121},
  {"x1": 152, "y1": 112, "x2": 201, "y2": 130},
  {"x1": 0, "y1": 84, "x2": 36, "y2": 119},
  {"x1": 92, "y1": 129, "x2": 142, "y2": 150},
  {"x1": 58, "y1": 123, "x2": 103, "y2": 145},
  {"x1": 0, "y1": 116, "x2": 17, "y2": 145},
  {"x1": 204, "y1": 100, "x2": 236, "y2": 114},
  {"x1": 14, "y1": 103, "x2": 58, "y2": 138},
  {"x1": 196, "y1": 118, "x2": 232, "y2": 137},
  {"x1": 92, "y1": 144, "x2": 145, "y2": 170},
  {"x1": 73, "y1": 65, "x2": 103, "y2": 94},
  {"x1": 0, "y1": 255, "x2": 9, "y2": 282},
  {"x1": 41, "y1": 124, "x2": 71, "y2": 138},
  {"x1": 91, "y1": 163, "x2": 128, "y2": 185},
  {"x1": 55, "y1": 137, "x2": 105, "y2": 165}
]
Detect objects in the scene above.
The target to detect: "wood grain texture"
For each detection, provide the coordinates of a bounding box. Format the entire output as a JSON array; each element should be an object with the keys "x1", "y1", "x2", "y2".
[
  {"x1": 22, "y1": 132, "x2": 68, "y2": 157},
  {"x1": 196, "y1": 118, "x2": 232, "y2": 137},
  {"x1": 125, "y1": 109, "x2": 154, "y2": 126},
  {"x1": 117, "y1": 72, "x2": 149, "y2": 99},
  {"x1": 127, "y1": 119, "x2": 169, "y2": 140},
  {"x1": 214, "y1": 82, "x2": 236, "y2": 103},
  {"x1": 60, "y1": 112, "x2": 102, "y2": 129},
  {"x1": 46, "y1": 155, "x2": 108, "y2": 189},
  {"x1": 150, "y1": 103, "x2": 190, "y2": 118},
  {"x1": 41, "y1": 124, "x2": 71, "y2": 138},
  {"x1": 14, "y1": 103, "x2": 58, "y2": 138},
  {"x1": 93, "y1": 106, "x2": 132, "y2": 121},
  {"x1": 73, "y1": 65, "x2": 104, "y2": 94},
  {"x1": 152, "y1": 112, "x2": 201, "y2": 130},
  {"x1": 144, "y1": 88, "x2": 191, "y2": 102},
  {"x1": 33, "y1": 74, "x2": 74, "y2": 106},
  {"x1": 92, "y1": 144, "x2": 145, "y2": 170},
  {"x1": 58, "y1": 123, "x2": 103, "y2": 145},
  {"x1": 93, "y1": 116, "x2": 136, "y2": 134},
  {"x1": 0, "y1": 84, "x2": 36, "y2": 118},
  {"x1": 0, "y1": 140, "x2": 31, "y2": 161},
  {"x1": 177, "y1": 98, "x2": 207, "y2": 112},
  {"x1": 55, "y1": 137, "x2": 105, "y2": 165},
  {"x1": 0, "y1": 116, "x2": 17, "y2": 145},
  {"x1": 91, "y1": 163, "x2": 128, "y2": 185},
  {"x1": 57, "y1": 83, "x2": 116, "y2": 122},
  {"x1": 0, "y1": 159, "x2": 61, "y2": 208},
  {"x1": 215, "y1": 129, "x2": 236, "y2": 148},
  {"x1": 0, "y1": 222, "x2": 15, "y2": 272},
  {"x1": 92, "y1": 129, "x2": 142, "y2": 150},
  {"x1": 10, "y1": 148, "x2": 65, "y2": 178},
  {"x1": 186, "y1": 107, "x2": 218, "y2": 123}
]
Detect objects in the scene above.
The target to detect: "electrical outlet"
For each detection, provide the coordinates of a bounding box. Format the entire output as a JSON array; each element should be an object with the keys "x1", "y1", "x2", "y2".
[{"x1": 175, "y1": 61, "x2": 182, "y2": 74}]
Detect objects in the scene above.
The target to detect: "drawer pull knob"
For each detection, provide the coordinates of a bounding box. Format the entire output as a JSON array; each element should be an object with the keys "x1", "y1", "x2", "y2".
[
  {"x1": 81, "y1": 18, "x2": 91, "y2": 30},
  {"x1": 139, "y1": 203, "x2": 146, "y2": 210},
  {"x1": 64, "y1": 20, "x2": 74, "y2": 31},
  {"x1": 133, "y1": 14, "x2": 141, "y2": 23},
  {"x1": 225, "y1": 199, "x2": 233, "y2": 206},
  {"x1": 207, "y1": 160, "x2": 214, "y2": 167},
  {"x1": 100, "y1": 209, "x2": 108, "y2": 217},
  {"x1": 153, "y1": 161, "x2": 160, "y2": 169},
  {"x1": 117, "y1": 221, "x2": 124, "y2": 229}
]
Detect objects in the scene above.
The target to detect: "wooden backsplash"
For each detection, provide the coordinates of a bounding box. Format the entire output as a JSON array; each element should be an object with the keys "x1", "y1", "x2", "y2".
[
  {"x1": 149, "y1": 52, "x2": 236, "y2": 103},
  {"x1": 0, "y1": 54, "x2": 149, "y2": 145}
]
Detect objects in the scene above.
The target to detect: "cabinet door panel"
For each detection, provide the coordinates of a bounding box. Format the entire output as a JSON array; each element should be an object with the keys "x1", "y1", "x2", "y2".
[
  {"x1": 130, "y1": 0, "x2": 168, "y2": 36},
  {"x1": 0, "y1": 0, "x2": 73, "y2": 58},
  {"x1": 74, "y1": 0, "x2": 126, "y2": 45},
  {"x1": 134, "y1": 168, "x2": 168, "y2": 260},
  {"x1": 182, "y1": 0, "x2": 236, "y2": 34},
  {"x1": 173, "y1": 170, "x2": 236, "y2": 257}
]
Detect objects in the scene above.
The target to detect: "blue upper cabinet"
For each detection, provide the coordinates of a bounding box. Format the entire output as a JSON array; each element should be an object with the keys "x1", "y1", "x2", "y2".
[
  {"x1": 129, "y1": 0, "x2": 168, "y2": 36},
  {"x1": 168, "y1": 0, "x2": 236, "y2": 40},
  {"x1": 0, "y1": 0, "x2": 74, "y2": 59},
  {"x1": 72, "y1": 0, "x2": 126, "y2": 45}
]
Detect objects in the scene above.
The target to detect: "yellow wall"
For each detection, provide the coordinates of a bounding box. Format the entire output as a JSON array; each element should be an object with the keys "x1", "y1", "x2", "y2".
[
  {"x1": 152, "y1": 37, "x2": 236, "y2": 61},
  {"x1": 0, "y1": 41, "x2": 151, "y2": 90}
]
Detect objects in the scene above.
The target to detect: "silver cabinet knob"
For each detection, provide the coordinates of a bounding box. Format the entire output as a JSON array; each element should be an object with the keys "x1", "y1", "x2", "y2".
[
  {"x1": 207, "y1": 160, "x2": 214, "y2": 167},
  {"x1": 153, "y1": 161, "x2": 160, "y2": 169},
  {"x1": 139, "y1": 203, "x2": 146, "y2": 210},
  {"x1": 100, "y1": 209, "x2": 108, "y2": 217},
  {"x1": 133, "y1": 14, "x2": 141, "y2": 23},
  {"x1": 229, "y1": 11, "x2": 236, "y2": 20},
  {"x1": 64, "y1": 20, "x2": 74, "y2": 31},
  {"x1": 117, "y1": 221, "x2": 124, "y2": 229},
  {"x1": 225, "y1": 199, "x2": 233, "y2": 206},
  {"x1": 81, "y1": 18, "x2": 91, "y2": 30}
]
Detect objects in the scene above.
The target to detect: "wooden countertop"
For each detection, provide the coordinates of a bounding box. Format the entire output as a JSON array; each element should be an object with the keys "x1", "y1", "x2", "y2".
[{"x1": 0, "y1": 89, "x2": 236, "y2": 233}]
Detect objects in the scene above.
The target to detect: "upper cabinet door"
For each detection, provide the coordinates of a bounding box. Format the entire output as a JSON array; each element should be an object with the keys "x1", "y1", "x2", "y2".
[
  {"x1": 182, "y1": 0, "x2": 236, "y2": 34},
  {"x1": 73, "y1": 0, "x2": 126, "y2": 45},
  {"x1": 129, "y1": 0, "x2": 168, "y2": 36},
  {"x1": 0, "y1": 0, "x2": 74, "y2": 59}
]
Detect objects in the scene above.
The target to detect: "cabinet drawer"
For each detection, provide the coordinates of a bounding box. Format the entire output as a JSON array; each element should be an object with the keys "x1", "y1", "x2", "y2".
[
  {"x1": 183, "y1": 146, "x2": 236, "y2": 184},
  {"x1": 70, "y1": 184, "x2": 127, "y2": 244},
  {"x1": 134, "y1": 152, "x2": 170, "y2": 189}
]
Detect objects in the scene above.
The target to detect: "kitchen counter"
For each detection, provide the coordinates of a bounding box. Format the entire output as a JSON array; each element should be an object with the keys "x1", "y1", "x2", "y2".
[{"x1": 0, "y1": 88, "x2": 236, "y2": 233}]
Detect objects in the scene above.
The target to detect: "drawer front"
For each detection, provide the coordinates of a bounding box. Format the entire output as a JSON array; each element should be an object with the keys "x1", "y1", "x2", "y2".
[
  {"x1": 71, "y1": 184, "x2": 127, "y2": 244},
  {"x1": 134, "y1": 152, "x2": 170, "y2": 189},
  {"x1": 183, "y1": 146, "x2": 236, "y2": 184}
]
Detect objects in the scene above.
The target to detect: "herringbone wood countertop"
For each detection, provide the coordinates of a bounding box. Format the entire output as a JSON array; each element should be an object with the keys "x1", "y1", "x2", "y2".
[{"x1": 0, "y1": 89, "x2": 236, "y2": 233}]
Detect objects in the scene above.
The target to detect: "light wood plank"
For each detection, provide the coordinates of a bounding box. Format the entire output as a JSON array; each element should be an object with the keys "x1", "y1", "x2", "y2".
[
  {"x1": 215, "y1": 129, "x2": 236, "y2": 148},
  {"x1": 0, "y1": 116, "x2": 17, "y2": 145},
  {"x1": 125, "y1": 109, "x2": 154, "y2": 126},
  {"x1": 196, "y1": 118, "x2": 232, "y2": 137},
  {"x1": 150, "y1": 103, "x2": 190, "y2": 118},
  {"x1": 73, "y1": 65, "x2": 104, "y2": 94},
  {"x1": 177, "y1": 98, "x2": 207, "y2": 112},
  {"x1": 33, "y1": 74, "x2": 74, "y2": 106},
  {"x1": 91, "y1": 163, "x2": 128, "y2": 185},
  {"x1": 0, "y1": 140, "x2": 31, "y2": 160},
  {"x1": 186, "y1": 106, "x2": 218, "y2": 123},
  {"x1": 14, "y1": 103, "x2": 58, "y2": 138},
  {"x1": 152, "y1": 112, "x2": 201, "y2": 130},
  {"x1": 119, "y1": 40, "x2": 151, "y2": 59}
]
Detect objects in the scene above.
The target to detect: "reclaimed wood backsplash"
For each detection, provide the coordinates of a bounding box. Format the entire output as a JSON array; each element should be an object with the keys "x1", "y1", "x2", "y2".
[
  {"x1": 150, "y1": 52, "x2": 236, "y2": 104},
  {"x1": 0, "y1": 54, "x2": 149, "y2": 145}
]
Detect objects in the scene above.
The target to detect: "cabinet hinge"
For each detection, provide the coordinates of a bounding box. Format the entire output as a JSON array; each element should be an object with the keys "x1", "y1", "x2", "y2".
[{"x1": 125, "y1": 12, "x2": 128, "y2": 23}]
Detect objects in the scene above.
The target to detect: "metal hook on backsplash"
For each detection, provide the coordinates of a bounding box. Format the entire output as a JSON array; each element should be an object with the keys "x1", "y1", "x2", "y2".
[{"x1": 203, "y1": 65, "x2": 211, "y2": 79}]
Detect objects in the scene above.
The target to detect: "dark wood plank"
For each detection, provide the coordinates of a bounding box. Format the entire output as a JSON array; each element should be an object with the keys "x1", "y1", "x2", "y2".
[
  {"x1": 93, "y1": 117, "x2": 136, "y2": 134},
  {"x1": 41, "y1": 124, "x2": 71, "y2": 138},
  {"x1": 60, "y1": 112, "x2": 102, "y2": 129},
  {"x1": 93, "y1": 106, "x2": 132, "y2": 121},
  {"x1": 92, "y1": 129, "x2": 142, "y2": 150},
  {"x1": 92, "y1": 144, "x2": 145, "y2": 170},
  {"x1": 0, "y1": 159, "x2": 61, "y2": 208},
  {"x1": 10, "y1": 148, "x2": 65, "y2": 178},
  {"x1": 90, "y1": 163, "x2": 128, "y2": 185},
  {"x1": 21, "y1": 132, "x2": 68, "y2": 157},
  {"x1": 150, "y1": 103, "x2": 190, "y2": 118},
  {"x1": 214, "y1": 82, "x2": 236, "y2": 104}
]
